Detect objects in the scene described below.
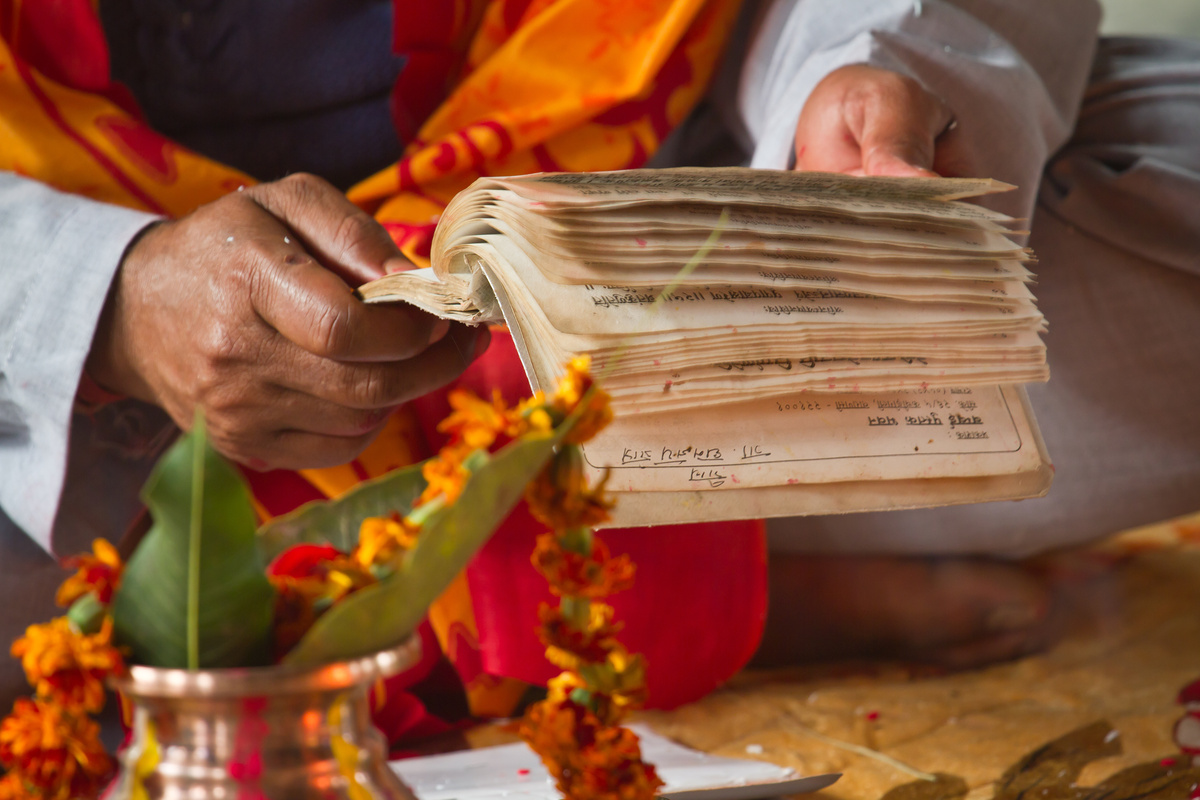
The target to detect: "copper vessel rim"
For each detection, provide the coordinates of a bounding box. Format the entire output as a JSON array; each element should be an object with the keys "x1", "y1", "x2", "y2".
[{"x1": 110, "y1": 635, "x2": 422, "y2": 698}]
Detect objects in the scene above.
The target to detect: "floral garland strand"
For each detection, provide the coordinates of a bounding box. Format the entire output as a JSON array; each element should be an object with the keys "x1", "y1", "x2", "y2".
[
  {"x1": 0, "y1": 541, "x2": 125, "y2": 800},
  {"x1": 519, "y1": 362, "x2": 664, "y2": 800}
]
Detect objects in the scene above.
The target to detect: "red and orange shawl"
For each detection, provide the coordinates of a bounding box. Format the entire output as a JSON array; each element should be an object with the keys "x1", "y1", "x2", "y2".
[{"x1": 0, "y1": 0, "x2": 766, "y2": 723}]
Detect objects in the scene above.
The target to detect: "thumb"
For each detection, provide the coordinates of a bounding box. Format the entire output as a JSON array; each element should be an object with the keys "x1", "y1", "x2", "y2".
[{"x1": 855, "y1": 80, "x2": 952, "y2": 177}]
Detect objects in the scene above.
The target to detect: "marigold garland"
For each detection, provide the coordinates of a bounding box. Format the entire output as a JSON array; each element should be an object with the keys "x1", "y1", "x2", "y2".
[
  {"x1": 2, "y1": 356, "x2": 655, "y2": 799},
  {"x1": 519, "y1": 359, "x2": 663, "y2": 800},
  {"x1": 0, "y1": 540, "x2": 123, "y2": 799}
]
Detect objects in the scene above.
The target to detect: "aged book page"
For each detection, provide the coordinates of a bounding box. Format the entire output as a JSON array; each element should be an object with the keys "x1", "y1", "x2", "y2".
[{"x1": 358, "y1": 168, "x2": 1053, "y2": 522}]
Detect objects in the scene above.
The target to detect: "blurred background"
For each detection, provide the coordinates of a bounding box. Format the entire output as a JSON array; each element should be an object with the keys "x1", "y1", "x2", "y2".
[{"x1": 1100, "y1": 0, "x2": 1200, "y2": 37}]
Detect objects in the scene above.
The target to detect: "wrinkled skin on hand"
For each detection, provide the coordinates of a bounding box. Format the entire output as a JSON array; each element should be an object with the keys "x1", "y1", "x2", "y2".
[
  {"x1": 794, "y1": 64, "x2": 959, "y2": 177},
  {"x1": 87, "y1": 173, "x2": 489, "y2": 470}
]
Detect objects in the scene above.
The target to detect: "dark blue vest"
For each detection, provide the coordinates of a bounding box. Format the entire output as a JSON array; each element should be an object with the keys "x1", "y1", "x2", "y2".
[{"x1": 101, "y1": 0, "x2": 407, "y2": 189}]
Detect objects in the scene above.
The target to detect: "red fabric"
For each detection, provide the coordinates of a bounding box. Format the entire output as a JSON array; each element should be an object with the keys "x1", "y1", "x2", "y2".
[
  {"x1": 412, "y1": 333, "x2": 770, "y2": 710},
  {"x1": 239, "y1": 468, "x2": 329, "y2": 519},
  {"x1": 389, "y1": 1, "x2": 486, "y2": 141},
  {"x1": 372, "y1": 622, "x2": 462, "y2": 750}
]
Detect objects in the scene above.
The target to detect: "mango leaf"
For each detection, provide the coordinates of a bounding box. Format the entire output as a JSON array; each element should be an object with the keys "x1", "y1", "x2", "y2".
[
  {"x1": 256, "y1": 462, "x2": 427, "y2": 563},
  {"x1": 281, "y1": 427, "x2": 564, "y2": 666},
  {"x1": 993, "y1": 720, "x2": 1120, "y2": 800},
  {"x1": 111, "y1": 417, "x2": 276, "y2": 668}
]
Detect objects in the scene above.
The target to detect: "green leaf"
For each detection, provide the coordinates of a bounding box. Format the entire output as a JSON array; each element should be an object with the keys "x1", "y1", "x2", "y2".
[
  {"x1": 67, "y1": 593, "x2": 105, "y2": 635},
  {"x1": 281, "y1": 427, "x2": 564, "y2": 666},
  {"x1": 110, "y1": 416, "x2": 276, "y2": 668},
  {"x1": 255, "y1": 462, "x2": 428, "y2": 563}
]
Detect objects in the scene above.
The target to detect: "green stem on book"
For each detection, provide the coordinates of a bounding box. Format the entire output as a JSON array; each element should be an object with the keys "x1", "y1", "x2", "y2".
[{"x1": 595, "y1": 209, "x2": 728, "y2": 385}]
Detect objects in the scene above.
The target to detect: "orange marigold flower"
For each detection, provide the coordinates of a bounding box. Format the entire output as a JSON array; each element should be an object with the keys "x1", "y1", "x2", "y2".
[
  {"x1": 266, "y1": 545, "x2": 379, "y2": 660},
  {"x1": 0, "y1": 698, "x2": 113, "y2": 800},
  {"x1": 551, "y1": 356, "x2": 594, "y2": 413},
  {"x1": 55, "y1": 539, "x2": 122, "y2": 607},
  {"x1": 532, "y1": 534, "x2": 634, "y2": 599},
  {"x1": 526, "y1": 447, "x2": 614, "y2": 532},
  {"x1": 563, "y1": 384, "x2": 613, "y2": 446},
  {"x1": 439, "y1": 388, "x2": 512, "y2": 450},
  {"x1": 0, "y1": 771, "x2": 29, "y2": 800},
  {"x1": 419, "y1": 443, "x2": 473, "y2": 506},
  {"x1": 520, "y1": 698, "x2": 662, "y2": 800},
  {"x1": 576, "y1": 725, "x2": 663, "y2": 800},
  {"x1": 10, "y1": 618, "x2": 123, "y2": 714},
  {"x1": 353, "y1": 513, "x2": 420, "y2": 569},
  {"x1": 545, "y1": 356, "x2": 613, "y2": 443},
  {"x1": 538, "y1": 603, "x2": 622, "y2": 668}
]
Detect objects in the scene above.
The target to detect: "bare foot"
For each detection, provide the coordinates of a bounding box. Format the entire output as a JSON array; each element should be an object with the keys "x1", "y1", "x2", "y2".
[{"x1": 754, "y1": 555, "x2": 1058, "y2": 670}]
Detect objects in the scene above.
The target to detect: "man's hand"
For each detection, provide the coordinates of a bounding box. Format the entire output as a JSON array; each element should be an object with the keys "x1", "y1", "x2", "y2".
[
  {"x1": 87, "y1": 173, "x2": 488, "y2": 470},
  {"x1": 794, "y1": 64, "x2": 956, "y2": 177}
]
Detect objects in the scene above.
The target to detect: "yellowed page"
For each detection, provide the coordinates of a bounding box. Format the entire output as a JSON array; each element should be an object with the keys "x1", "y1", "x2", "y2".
[{"x1": 584, "y1": 384, "x2": 1044, "y2": 491}]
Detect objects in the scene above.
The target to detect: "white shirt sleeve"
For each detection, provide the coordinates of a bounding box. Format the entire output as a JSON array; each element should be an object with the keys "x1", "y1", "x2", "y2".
[
  {"x1": 735, "y1": 0, "x2": 1102, "y2": 218},
  {"x1": 0, "y1": 172, "x2": 162, "y2": 554}
]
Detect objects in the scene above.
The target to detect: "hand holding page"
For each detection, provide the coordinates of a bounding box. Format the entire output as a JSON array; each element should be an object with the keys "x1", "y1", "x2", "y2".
[{"x1": 357, "y1": 168, "x2": 1051, "y2": 526}]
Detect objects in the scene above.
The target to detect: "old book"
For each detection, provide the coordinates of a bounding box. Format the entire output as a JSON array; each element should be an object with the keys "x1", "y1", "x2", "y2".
[{"x1": 358, "y1": 168, "x2": 1051, "y2": 526}]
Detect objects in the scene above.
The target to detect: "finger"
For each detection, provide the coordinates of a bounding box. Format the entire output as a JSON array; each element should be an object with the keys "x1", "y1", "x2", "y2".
[
  {"x1": 246, "y1": 173, "x2": 404, "y2": 285},
  {"x1": 275, "y1": 323, "x2": 489, "y2": 410},
  {"x1": 248, "y1": 232, "x2": 450, "y2": 362}
]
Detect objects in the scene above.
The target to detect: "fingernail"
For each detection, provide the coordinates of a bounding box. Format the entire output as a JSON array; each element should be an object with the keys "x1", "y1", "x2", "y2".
[
  {"x1": 985, "y1": 601, "x2": 1042, "y2": 633},
  {"x1": 428, "y1": 319, "x2": 450, "y2": 345}
]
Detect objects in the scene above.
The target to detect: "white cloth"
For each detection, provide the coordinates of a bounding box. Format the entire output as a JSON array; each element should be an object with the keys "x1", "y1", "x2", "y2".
[
  {"x1": 735, "y1": 0, "x2": 1101, "y2": 219},
  {"x1": 0, "y1": 174, "x2": 162, "y2": 554}
]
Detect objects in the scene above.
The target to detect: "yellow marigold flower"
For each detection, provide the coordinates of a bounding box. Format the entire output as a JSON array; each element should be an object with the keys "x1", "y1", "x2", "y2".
[
  {"x1": 526, "y1": 447, "x2": 614, "y2": 532},
  {"x1": 514, "y1": 392, "x2": 553, "y2": 435},
  {"x1": 0, "y1": 698, "x2": 112, "y2": 800},
  {"x1": 545, "y1": 671, "x2": 587, "y2": 705},
  {"x1": 10, "y1": 618, "x2": 123, "y2": 714},
  {"x1": 353, "y1": 514, "x2": 419, "y2": 569},
  {"x1": 55, "y1": 538, "x2": 123, "y2": 607}
]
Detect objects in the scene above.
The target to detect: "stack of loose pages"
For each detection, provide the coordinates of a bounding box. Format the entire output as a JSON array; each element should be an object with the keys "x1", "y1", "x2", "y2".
[{"x1": 359, "y1": 169, "x2": 1052, "y2": 525}]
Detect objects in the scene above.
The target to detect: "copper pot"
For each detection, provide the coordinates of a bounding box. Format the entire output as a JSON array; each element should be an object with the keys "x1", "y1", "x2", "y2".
[{"x1": 108, "y1": 637, "x2": 421, "y2": 799}]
